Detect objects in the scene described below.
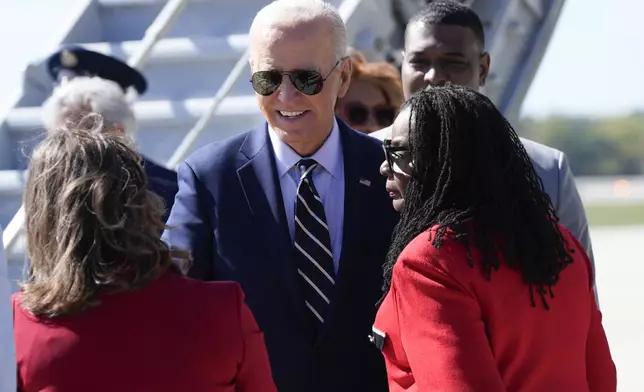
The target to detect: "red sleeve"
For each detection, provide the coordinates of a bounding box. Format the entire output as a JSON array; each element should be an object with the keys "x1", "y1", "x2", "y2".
[
  {"x1": 393, "y1": 245, "x2": 506, "y2": 392},
  {"x1": 586, "y1": 290, "x2": 616, "y2": 392},
  {"x1": 564, "y1": 229, "x2": 616, "y2": 391},
  {"x1": 233, "y1": 284, "x2": 278, "y2": 392}
]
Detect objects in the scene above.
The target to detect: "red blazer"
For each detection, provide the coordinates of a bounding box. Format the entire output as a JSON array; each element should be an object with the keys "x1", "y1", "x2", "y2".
[
  {"x1": 13, "y1": 273, "x2": 277, "y2": 392},
  {"x1": 373, "y1": 225, "x2": 616, "y2": 392}
]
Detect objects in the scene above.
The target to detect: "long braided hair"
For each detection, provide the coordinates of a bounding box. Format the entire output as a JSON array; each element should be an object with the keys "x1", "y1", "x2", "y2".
[{"x1": 383, "y1": 85, "x2": 575, "y2": 309}]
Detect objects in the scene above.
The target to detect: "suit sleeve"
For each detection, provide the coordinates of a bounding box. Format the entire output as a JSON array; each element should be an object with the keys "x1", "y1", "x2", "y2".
[
  {"x1": 555, "y1": 153, "x2": 601, "y2": 305},
  {"x1": 393, "y1": 251, "x2": 506, "y2": 392},
  {"x1": 556, "y1": 153, "x2": 595, "y2": 268},
  {"x1": 233, "y1": 284, "x2": 278, "y2": 392},
  {"x1": 162, "y1": 161, "x2": 215, "y2": 280}
]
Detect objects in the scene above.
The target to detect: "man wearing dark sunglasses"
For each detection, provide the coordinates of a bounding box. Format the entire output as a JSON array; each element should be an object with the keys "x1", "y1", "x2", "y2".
[
  {"x1": 163, "y1": 1, "x2": 397, "y2": 392},
  {"x1": 372, "y1": 1, "x2": 596, "y2": 286}
]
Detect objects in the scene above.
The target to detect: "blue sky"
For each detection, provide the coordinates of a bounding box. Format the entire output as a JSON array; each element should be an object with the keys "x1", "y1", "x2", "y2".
[
  {"x1": 0, "y1": 0, "x2": 641, "y2": 118},
  {"x1": 520, "y1": 0, "x2": 644, "y2": 117}
]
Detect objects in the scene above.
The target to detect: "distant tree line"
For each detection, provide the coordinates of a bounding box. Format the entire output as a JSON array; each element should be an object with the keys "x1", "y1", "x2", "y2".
[{"x1": 516, "y1": 112, "x2": 644, "y2": 176}]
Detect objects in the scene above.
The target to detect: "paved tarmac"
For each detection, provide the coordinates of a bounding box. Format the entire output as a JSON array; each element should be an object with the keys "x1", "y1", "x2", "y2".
[
  {"x1": 5, "y1": 224, "x2": 640, "y2": 389},
  {"x1": 592, "y1": 225, "x2": 643, "y2": 391}
]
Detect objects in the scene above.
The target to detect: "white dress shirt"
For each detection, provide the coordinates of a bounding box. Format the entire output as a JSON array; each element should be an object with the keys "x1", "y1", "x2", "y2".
[
  {"x1": 268, "y1": 121, "x2": 345, "y2": 272},
  {"x1": 0, "y1": 225, "x2": 16, "y2": 391}
]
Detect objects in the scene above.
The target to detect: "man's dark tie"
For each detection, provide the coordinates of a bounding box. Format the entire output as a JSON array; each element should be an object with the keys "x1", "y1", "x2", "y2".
[{"x1": 293, "y1": 159, "x2": 335, "y2": 334}]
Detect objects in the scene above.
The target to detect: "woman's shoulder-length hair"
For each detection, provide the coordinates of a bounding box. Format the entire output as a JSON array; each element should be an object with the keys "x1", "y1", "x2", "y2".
[{"x1": 20, "y1": 113, "x2": 190, "y2": 318}]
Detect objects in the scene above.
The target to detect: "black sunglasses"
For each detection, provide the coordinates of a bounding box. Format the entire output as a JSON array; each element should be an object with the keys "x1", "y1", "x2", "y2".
[
  {"x1": 250, "y1": 60, "x2": 342, "y2": 96},
  {"x1": 343, "y1": 102, "x2": 396, "y2": 127},
  {"x1": 382, "y1": 138, "x2": 409, "y2": 170}
]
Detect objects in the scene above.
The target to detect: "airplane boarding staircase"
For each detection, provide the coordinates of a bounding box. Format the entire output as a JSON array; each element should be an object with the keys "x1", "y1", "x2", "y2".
[{"x1": 0, "y1": 0, "x2": 566, "y2": 288}]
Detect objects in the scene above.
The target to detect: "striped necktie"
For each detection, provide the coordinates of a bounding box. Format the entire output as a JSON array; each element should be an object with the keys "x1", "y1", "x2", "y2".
[{"x1": 293, "y1": 159, "x2": 335, "y2": 334}]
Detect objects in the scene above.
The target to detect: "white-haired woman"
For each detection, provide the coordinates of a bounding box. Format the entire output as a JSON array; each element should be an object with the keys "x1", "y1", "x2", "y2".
[{"x1": 42, "y1": 76, "x2": 178, "y2": 221}]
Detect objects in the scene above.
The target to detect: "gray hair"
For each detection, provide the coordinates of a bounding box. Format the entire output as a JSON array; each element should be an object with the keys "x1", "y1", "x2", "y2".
[
  {"x1": 250, "y1": 0, "x2": 347, "y2": 62},
  {"x1": 41, "y1": 76, "x2": 137, "y2": 135}
]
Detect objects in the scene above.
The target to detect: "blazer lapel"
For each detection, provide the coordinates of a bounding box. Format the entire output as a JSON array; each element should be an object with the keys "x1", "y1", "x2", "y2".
[
  {"x1": 320, "y1": 119, "x2": 384, "y2": 334},
  {"x1": 236, "y1": 123, "x2": 307, "y2": 322}
]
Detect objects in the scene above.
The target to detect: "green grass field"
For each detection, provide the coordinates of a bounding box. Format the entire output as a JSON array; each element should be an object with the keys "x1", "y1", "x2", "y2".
[{"x1": 586, "y1": 203, "x2": 644, "y2": 227}]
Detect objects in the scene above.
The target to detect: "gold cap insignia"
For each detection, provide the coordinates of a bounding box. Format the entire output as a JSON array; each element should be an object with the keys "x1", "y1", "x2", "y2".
[{"x1": 60, "y1": 50, "x2": 78, "y2": 68}]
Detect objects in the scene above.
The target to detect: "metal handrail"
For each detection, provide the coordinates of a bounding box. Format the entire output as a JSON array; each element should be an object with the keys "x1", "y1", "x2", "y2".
[
  {"x1": 166, "y1": 45, "x2": 251, "y2": 169},
  {"x1": 2, "y1": 0, "x2": 190, "y2": 253},
  {"x1": 164, "y1": 0, "x2": 364, "y2": 168},
  {"x1": 128, "y1": 0, "x2": 189, "y2": 69},
  {"x1": 2, "y1": 205, "x2": 23, "y2": 254}
]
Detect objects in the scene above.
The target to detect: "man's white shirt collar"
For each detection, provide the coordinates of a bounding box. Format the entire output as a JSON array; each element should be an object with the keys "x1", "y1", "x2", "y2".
[{"x1": 268, "y1": 119, "x2": 342, "y2": 179}]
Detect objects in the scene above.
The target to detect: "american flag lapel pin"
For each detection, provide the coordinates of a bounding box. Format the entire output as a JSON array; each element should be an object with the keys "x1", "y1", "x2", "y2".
[{"x1": 359, "y1": 178, "x2": 371, "y2": 187}]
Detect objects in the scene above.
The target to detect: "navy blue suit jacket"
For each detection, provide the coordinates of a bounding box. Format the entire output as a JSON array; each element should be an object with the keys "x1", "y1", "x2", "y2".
[
  {"x1": 163, "y1": 119, "x2": 398, "y2": 392},
  {"x1": 142, "y1": 156, "x2": 178, "y2": 222}
]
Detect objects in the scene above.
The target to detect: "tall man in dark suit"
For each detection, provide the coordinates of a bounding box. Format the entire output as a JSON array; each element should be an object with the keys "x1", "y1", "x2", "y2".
[
  {"x1": 162, "y1": 1, "x2": 398, "y2": 391},
  {"x1": 42, "y1": 47, "x2": 178, "y2": 220}
]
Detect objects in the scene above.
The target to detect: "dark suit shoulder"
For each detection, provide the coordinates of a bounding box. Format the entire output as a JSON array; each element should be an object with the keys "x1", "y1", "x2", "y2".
[
  {"x1": 183, "y1": 131, "x2": 250, "y2": 176},
  {"x1": 142, "y1": 156, "x2": 177, "y2": 181},
  {"x1": 340, "y1": 123, "x2": 385, "y2": 164},
  {"x1": 141, "y1": 157, "x2": 179, "y2": 218},
  {"x1": 353, "y1": 131, "x2": 385, "y2": 158},
  {"x1": 352, "y1": 128, "x2": 384, "y2": 147}
]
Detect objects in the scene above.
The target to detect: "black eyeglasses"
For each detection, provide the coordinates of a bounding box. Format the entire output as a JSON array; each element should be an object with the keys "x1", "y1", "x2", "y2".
[
  {"x1": 383, "y1": 138, "x2": 409, "y2": 170},
  {"x1": 250, "y1": 59, "x2": 342, "y2": 96},
  {"x1": 342, "y1": 102, "x2": 396, "y2": 127}
]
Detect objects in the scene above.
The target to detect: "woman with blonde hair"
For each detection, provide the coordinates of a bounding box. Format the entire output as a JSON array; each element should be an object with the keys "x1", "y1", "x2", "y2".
[
  {"x1": 12, "y1": 114, "x2": 277, "y2": 392},
  {"x1": 336, "y1": 50, "x2": 404, "y2": 134}
]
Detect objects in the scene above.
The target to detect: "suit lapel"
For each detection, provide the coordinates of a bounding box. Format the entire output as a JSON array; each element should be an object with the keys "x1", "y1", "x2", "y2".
[
  {"x1": 321, "y1": 119, "x2": 382, "y2": 333},
  {"x1": 336, "y1": 123, "x2": 364, "y2": 278},
  {"x1": 236, "y1": 124, "x2": 307, "y2": 324},
  {"x1": 237, "y1": 125, "x2": 286, "y2": 228}
]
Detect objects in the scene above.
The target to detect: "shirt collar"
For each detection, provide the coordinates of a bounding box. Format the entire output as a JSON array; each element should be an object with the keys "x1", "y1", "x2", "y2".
[{"x1": 268, "y1": 118, "x2": 342, "y2": 179}]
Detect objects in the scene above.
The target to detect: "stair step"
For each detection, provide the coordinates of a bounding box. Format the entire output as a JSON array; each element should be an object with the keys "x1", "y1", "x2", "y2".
[
  {"x1": 16, "y1": 35, "x2": 253, "y2": 103},
  {"x1": 94, "y1": 0, "x2": 345, "y2": 42},
  {"x1": 79, "y1": 35, "x2": 253, "y2": 100},
  {"x1": 97, "y1": 0, "x2": 344, "y2": 6},
  {"x1": 7, "y1": 95, "x2": 260, "y2": 133},
  {"x1": 4, "y1": 94, "x2": 264, "y2": 171},
  {"x1": 98, "y1": 0, "x2": 213, "y2": 5},
  {"x1": 83, "y1": 35, "x2": 249, "y2": 63},
  {"x1": 0, "y1": 171, "x2": 25, "y2": 230},
  {"x1": 0, "y1": 171, "x2": 26, "y2": 195},
  {"x1": 96, "y1": 0, "x2": 264, "y2": 41}
]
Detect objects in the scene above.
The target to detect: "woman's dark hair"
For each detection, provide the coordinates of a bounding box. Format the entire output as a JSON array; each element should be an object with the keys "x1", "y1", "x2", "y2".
[
  {"x1": 21, "y1": 113, "x2": 191, "y2": 317},
  {"x1": 383, "y1": 85, "x2": 574, "y2": 309}
]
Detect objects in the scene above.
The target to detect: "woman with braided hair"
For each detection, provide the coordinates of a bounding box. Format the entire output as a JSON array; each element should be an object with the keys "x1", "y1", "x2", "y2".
[{"x1": 372, "y1": 85, "x2": 616, "y2": 391}]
